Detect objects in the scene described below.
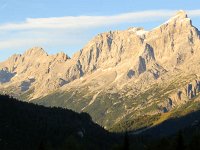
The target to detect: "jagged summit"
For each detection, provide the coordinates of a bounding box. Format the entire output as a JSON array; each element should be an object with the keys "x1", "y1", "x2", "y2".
[
  {"x1": 163, "y1": 10, "x2": 191, "y2": 26},
  {"x1": 24, "y1": 47, "x2": 48, "y2": 56},
  {"x1": 55, "y1": 52, "x2": 70, "y2": 61},
  {"x1": 22, "y1": 47, "x2": 70, "y2": 61},
  {"x1": 170, "y1": 10, "x2": 190, "y2": 22},
  {"x1": 175, "y1": 10, "x2": 188, "y2": 18}
]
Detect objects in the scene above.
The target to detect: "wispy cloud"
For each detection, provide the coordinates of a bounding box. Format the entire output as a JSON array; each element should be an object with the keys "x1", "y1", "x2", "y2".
[
  {"x1": 187, "y1": 10, "x2": 200, "y2": 16},
  {"x1": 0, "y1": 10, "x2": 177, "y2": 30},
  {"x1": 1, "y1": 9, "x2": 200, "y2": 31}
]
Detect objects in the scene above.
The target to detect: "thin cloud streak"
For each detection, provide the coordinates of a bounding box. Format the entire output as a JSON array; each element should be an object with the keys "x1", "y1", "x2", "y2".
[
  {"x1": 0, "y1": 9, "x2": 196, "y2": 30},
  {"x1": 187, "y1": 10, "x2": 200, "y2": 16}
]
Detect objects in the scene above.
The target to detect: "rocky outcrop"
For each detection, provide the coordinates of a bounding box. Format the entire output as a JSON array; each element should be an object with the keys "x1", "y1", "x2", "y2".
[
  {"x1": 185, "y1": 80, "x2": 200, "y2": 99},
  {"x1": 135, "y1": 44, "x2": 155, "y2": 75},
  {"x1": 169, "y1": 79, "x2": 200, "y2": 108}
]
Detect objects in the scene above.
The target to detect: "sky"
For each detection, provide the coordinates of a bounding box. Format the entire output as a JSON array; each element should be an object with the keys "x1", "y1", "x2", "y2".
[{"x1": 1, "y1": 0, "x2": 200, "y2": 61}]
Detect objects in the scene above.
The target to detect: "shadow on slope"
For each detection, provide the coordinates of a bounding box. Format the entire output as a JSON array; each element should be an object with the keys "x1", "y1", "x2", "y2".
[
  {"x1": 135, "y1": 108, "x2": 200, "y2": 138},
  {"x1": 0, "y1": 70, "x2": 16, "y2": 83},
  {"x1": 126, "y1": 109, "x2": 200, "y2": 150}
]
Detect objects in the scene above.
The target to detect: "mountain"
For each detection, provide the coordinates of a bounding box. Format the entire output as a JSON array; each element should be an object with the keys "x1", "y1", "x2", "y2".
[
  {"x1": 0, "y1": 95, "x2": 114, "y2": 150},
  {"x1": 1, "y1": 10, "x2": 200, "y2": 131}
]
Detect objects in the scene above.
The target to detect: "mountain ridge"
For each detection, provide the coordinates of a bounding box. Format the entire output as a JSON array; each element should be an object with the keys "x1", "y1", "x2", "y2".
[{"x1": 1, "y1": 10, "x2": 200, "y2": 131}]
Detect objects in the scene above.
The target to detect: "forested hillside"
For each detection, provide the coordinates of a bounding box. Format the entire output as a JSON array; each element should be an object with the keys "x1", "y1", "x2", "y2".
[{"x1": 0, "y1": 95, "x2": 114, "y2": 150}]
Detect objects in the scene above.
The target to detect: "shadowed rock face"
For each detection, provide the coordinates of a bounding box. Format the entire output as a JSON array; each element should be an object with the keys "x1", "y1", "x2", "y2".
[
  {"x1": 20, "y1": 78, "x2": 35, "y2": 92},
  {"x1": 127, "y1": 70, "x2": 135, "y2": 78},
  {"x1": 138, "y1": 56, "x2": 146, "y2": 74},
  {"x1": 0, "y1": 69, "x2": 16, "y2": 83},
  {"x1": 168, "y1": 79, "x2": 200, "y2": 109}
]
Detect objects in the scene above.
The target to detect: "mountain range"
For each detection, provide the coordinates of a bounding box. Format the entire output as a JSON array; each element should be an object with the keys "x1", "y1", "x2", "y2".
[{"x1": 1, "y1": 10, "x2": 200, "y2": 132}]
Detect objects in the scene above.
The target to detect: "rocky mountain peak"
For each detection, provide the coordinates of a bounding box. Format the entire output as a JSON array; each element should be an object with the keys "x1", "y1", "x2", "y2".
[
  {"x1": 55, "y1": 52, "x2": 70, "y2": 61},
  {"x1": 165, "y1": 10, "x2": 191, "y2": 26},
  {"x1": 8, "y1": 54, "x2": 21, "y2": 62},
  {"x1": 175, "y1": 10, "x2": 188, "y2": 19},
  {"x1": 146, "y1": 10, "x2": 198, "y2": 63},
  {"x1": 24, "y1": 47, "x2": 48, "y2": 57}
]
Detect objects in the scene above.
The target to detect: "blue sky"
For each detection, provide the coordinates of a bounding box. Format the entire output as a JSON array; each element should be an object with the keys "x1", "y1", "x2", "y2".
[{"x1": 1, "y1": 0, "x2": 200, "y2": 61}]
